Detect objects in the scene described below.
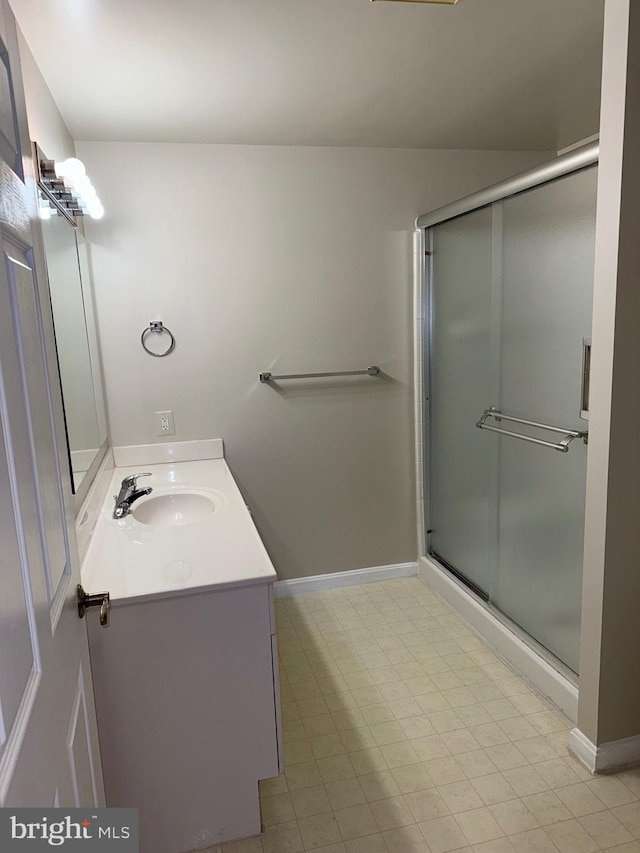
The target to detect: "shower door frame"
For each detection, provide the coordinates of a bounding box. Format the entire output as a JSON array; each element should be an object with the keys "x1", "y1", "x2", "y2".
[{"x1": 415, "y1": 142, "x2": 599, "y2": 685}]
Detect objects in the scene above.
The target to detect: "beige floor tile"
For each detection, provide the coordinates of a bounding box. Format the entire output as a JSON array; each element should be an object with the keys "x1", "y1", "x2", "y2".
[
  {"x1": 488, "y1": 799, "x2": 540, "y2": 835},
  {"x1": 555, "y1": 782, "x2": 609, "y2": 818},
  {"x1": 526, "y1": 711, "x2": 568, "y2": 736},
  {"x1": 388, "y1": 697, "x2": 424, "y2": 720},
  {"x1": 502, "y1": 767, "x2": 550, "y2": 797},
  {"x1": 587, "y1": 777, "x2": 639, "y2": 808},
  {"x1": 344, "y1": 834, "x2": 387, "y2": 853},
  {"x1": 317, "y1": 755, "x2": 357, "y2": 783},
  {"x1": 544, "y1": 818, "x2": 599, "y2": 852},
  {"x1": 404, "y1": 789, "x2": 449, "y2": 822},
  {"x1": 324, "y1": 778, "x2": 367, "y2": 811},
  {"x1": 340, "y1": 728, "x2": 377, "y2": 753},
  {"x1": 440, "y1": 729, "x2": 481, "y2": 756},
  {"x1": 612, "y1": 801, "x2": 640, "y2": 837},
  {"x1": 331, "y1": 709, "x2": 367, "y2": 733},
  {"x1": 307, "y1": 844, "x2": 346, "y2": 853},
  {"x1": 415, "y1": 693, "x2": 451, "y2": 714},
  {"x1": 619, "y1": 769, "x2": 640, "y2": 799},
  {"x1": 370, "y1": 796, "x2": 416, "y2": 831},
  {"x1": 508, "y1": 827, "x2": 558, "y2": 853},
  {"x1": 486, "y1": 744, "x2": 529, "y2": 772},
  {"x1": 325, "y1": 692, "x2": 359, "y2": 713},
  {"x1": 411, "y1": 734, "x2": 450, "y2": 762},
  {"x1": 399, "y1": 715, "x2": 437, "y2": 741},
  {"x1": 498, "y1": 717, "x2": 539, "y2": 742},
  {"x1": 379, "y1": 741, "x2": 420, "y2": 769},
  {"x1": 438, "y1": 780, "x2": 485, "y2": 814},
  {"x1": 471, "y1": 723, "x2": 512, "y2": 748},
  {"x1": 286, "y1": 740, "x2": 317, "y2": 766},
  {"x1": 600, "y1": 843, "x2": 640, "y2": 853},
  {"x1": 370, "y1": 721, "x2": 408, "y2": 746},
  {"x1": 381, "y1": 824, "x2": 430, "y2": 853},
  {"x1": 311, "y1": 734, "x2": 348, "y2": 760},
  {"x1": 427, "y1": 710, "x2": 466, "y2": 734},
  {"x1": 351, "y1": 687, "x2": 386, "y2": 707},
  {"x1": 534, "y1": 759, "x2": 582, "y2": 789},
  {"x1": 262, "y1": 793, "x2": 296, "y2": 826},
  {"x1": 471, "y1": 772, "x2": 519, "y2": 806},
  {"x1": 456, "y1": 749, "x2": 498, "y2": 780},
  {"x1": 418, "y1": 816, "x2": 469, "y2": 853},
  {"x1": 291, "y1": 786, "x2": 333, "y2": 819},
  {"x1": 286, "y1": 719, "x2": 311, "y2": 742},
  {"x1": 513, "y1": 737, "x2": 559, "y2": 765},
  {"x1": 360, "y1": 770, "x2": 403, "y2": 802},
  {"x1": 262, "y1": 820, "x2": 304, "y2": 853},
  {"x1": 391, "y1": 763, "x2": 434, "y2": 795},
  {"x1": 350, "y1": 747, "x2": 389, "y2": 776},
  {"x1": 472, "y1": 837, "x2": 516, "y2": 852},
  {"x1": 286, "y1": 761, "x2": 323, "y2": 791},
  {"x1": 579, "y1": 810, "x2": 635, "y2": 848},
  {"x1": 358, "y1": 704, "x2": 395, "y2": 725},
  {"x1": 454, "y1": 806, "x2": 504, "y2": 845},
  {"x1": 298, "y1": 698, "x2": 331, "y2": 718},
  {"x1": 298, "y1": 813, "x2": 343, "y2": 850},
  {"x1": 425, "y1": 757, "x2": 468, "y2": 786},
  {"x1": 521, "y1": 791, "x2": 573, "y2": 826},
  {"x1": 334, "y1": 804, "x2": 379, "y2": 841},
  {"x1": 304, "y1": 715, "x2": 339, "y2": 739},
  {"x1": 260, "y1": 775, "x2": 289, "y2": 797},
  {"x1": 484, "y1": 699, "x2": 522, "y2": 722}
]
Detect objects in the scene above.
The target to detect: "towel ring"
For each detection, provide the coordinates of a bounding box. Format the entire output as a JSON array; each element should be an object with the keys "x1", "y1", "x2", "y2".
[{"x1": 141, "y1": 321, "x2": 175, "y2": 357}]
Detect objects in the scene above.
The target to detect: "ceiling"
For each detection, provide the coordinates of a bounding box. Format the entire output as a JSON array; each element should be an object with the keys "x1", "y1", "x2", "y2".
[{"x1": 10, "y1": 0, "x2": 604, "y2": 151}]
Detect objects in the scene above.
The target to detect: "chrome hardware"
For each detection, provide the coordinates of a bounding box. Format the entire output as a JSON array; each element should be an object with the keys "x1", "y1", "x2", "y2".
[
  {"x1": 77, "y1": 584, "x2": 110, "y2": 627},
  {"x1": 113, "y1": 472, "x2": 153, "y2": 519},
  {"x1": 476, "y1": 408, "x2": 588, "y2": 453},
  {"x1": 581, "y1": 336, "x2": 592, "y2": 420},
  {"x1": 141, "y1": 321, "x2": 175, "y2": 357},
  {"x1": 260, "y1": 365, "x2": 380, "y2": 383}
]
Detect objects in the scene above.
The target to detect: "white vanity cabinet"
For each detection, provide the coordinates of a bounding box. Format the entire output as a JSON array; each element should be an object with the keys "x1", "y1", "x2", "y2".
[{"x1": 87, "y1": 580, "x2": 280, "y2": 853}]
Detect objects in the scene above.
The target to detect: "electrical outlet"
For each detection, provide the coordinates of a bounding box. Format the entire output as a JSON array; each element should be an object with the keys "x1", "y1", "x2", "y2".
[{"x1": 155, "y1": 410, "x2": 175, "y2": 436}]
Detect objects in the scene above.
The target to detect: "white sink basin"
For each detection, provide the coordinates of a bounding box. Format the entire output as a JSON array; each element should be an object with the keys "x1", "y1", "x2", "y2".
[{"x1": 132, "y1": 492, "x2": 216, "y2": 527}]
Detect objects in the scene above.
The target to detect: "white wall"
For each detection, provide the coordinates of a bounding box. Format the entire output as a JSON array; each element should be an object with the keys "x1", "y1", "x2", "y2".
[
  {"x1": 17, "y1": 28, "x2": 75, "y2": 162},
  {"x1": 578, "y1": 0, "x2": 640, "y2": 749},
  {"x1": 78, "y1": 142, "x2": 548, "y2": 580}
]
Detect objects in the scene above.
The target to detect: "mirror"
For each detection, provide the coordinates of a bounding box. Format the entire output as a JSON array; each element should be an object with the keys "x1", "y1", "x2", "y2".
[{"x1": 38, "y1": 186, "x2": 107, "y2": 495}]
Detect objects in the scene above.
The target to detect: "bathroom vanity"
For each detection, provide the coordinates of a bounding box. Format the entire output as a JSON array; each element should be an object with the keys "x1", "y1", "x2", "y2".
[{"x1": 80, "y1": 446, "x2": 281, "y2": 853}]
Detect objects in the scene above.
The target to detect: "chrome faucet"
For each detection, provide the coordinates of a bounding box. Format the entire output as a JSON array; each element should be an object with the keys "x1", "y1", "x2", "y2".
[{"x1": 113, "y1": 473, "x2": 153, "y2": 519}]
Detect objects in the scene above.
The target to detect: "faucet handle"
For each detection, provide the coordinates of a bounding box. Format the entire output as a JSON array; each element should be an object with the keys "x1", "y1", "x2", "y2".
[{"x1": 121, "y1": 472, "x2": 152, "y2": 488}]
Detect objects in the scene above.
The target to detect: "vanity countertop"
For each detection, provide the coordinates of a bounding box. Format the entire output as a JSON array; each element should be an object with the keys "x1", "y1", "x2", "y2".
[{"x1": 80, "y1": 458, "x2": 276, "y2": 604}]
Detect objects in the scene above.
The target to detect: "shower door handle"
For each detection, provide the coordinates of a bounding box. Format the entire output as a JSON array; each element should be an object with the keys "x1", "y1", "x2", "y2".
[
  {"x1": 580, "y1": 336, "x2": 591, "y2": 420},
  {"x1": 476, "y1": 408, "x2": 588, "y2": 453}
]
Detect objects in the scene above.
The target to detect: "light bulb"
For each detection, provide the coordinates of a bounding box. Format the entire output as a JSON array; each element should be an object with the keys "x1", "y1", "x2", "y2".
[
  {"x1": 55, "y1": 158, "x2": 87, "y2": 182},
  {"x1": 88, "y1": 202, "x2": 104, "y2": 220},
  {"x1": 39, "y1": 206, "x2": 52, "y2": 220}
]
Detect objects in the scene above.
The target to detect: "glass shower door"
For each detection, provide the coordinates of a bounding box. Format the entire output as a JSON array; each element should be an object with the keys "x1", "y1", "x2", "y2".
[
  {"x1": 427, "y1": 166, "x2": 597, "y2": 673},
  {"x1": 491, "y1": 168, "x2": 597, "y2": 672}
]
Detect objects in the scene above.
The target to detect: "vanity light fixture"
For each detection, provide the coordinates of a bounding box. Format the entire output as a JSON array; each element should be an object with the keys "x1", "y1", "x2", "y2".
[{"x1": 38, "y1": 155, "x2": 105, "y2": 219}]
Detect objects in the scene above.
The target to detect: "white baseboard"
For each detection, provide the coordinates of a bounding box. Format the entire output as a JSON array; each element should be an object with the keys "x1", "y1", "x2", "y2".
[
  {"x1": 569, "y1": 727, "x2": 640, "y2": 773},
  {"x1": 418, "y1": 556, "x2": 579, "y2": 722},
  {"x1": 113, "y1": 438, "x2": 223, "y2": 467},
  {"x1": 274, "y1": 562, "x2": 419, "y2": 597}
]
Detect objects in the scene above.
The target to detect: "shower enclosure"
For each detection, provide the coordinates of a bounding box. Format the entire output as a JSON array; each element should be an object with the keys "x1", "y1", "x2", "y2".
[{"x1": 418, "y1": 146, "x2": 598, "y2": 675}]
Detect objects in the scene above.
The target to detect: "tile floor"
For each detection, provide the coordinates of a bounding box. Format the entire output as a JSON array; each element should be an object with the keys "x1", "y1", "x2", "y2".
[{"x1": 212, "y1": 578, "x2": 640, "y2": 853}]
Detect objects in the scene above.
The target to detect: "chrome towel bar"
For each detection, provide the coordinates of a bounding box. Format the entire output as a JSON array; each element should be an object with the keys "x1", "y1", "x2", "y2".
[
  {"x1": 260, "y1": 366, "x2": 380, "y2": 383},
  {"x1": 476, "y1": 408, "x2": 588, "y2": 453}
]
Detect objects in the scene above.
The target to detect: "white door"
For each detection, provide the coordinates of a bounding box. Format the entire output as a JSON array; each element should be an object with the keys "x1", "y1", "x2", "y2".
[{"x1": 0, "y1": 0, "x2": 104, "y2": 807}]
